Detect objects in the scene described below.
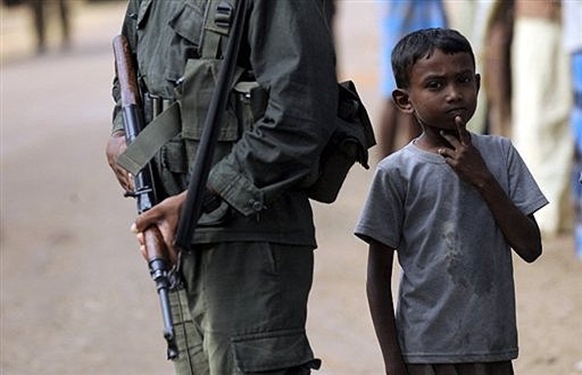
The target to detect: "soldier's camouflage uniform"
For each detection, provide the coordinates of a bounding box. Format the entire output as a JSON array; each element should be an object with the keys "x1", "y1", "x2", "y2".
[{"x1": 112, "y1": 0, "x2": 338, "y2": 373}]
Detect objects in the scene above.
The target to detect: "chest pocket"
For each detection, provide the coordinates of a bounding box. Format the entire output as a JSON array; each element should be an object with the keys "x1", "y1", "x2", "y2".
[
  {"x1": 165, "y1": 2, "x2": 206, "y2": 83},
  {"x1": 167, "y1": 1, "x2": 205, "y2": 46},
  {"x1": 135, "y1": 1, "x2": 205, "y2": 93}
]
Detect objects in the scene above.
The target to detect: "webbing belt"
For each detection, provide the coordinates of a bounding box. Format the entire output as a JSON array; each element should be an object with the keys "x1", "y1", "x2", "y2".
[{"x1": 117, "y1": 101, "x2": 181, "y2": 176}]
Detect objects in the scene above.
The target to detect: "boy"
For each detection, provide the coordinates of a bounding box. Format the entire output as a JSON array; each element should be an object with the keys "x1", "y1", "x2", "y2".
[{"x1": 354, "y1": 28, "x2": 548, "y2": 375}]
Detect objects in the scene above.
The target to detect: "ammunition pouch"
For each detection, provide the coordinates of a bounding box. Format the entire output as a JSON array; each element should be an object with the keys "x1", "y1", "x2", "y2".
[
  {"x1": 306, "y1": 80, "x2": 376, "y2": 204},
  {"x1": 143, "y1": 93, "x2": 175, "y2": 125}
]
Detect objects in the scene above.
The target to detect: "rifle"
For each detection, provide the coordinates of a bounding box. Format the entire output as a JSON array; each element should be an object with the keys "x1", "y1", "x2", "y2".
[{"x1": 112, "y1": 35, "x2": 179, "y2": 360}]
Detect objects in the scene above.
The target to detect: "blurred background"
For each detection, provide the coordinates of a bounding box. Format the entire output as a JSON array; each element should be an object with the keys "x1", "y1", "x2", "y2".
[{"x1": 1, "y1": 1, "x2": 581, "y2": 374}]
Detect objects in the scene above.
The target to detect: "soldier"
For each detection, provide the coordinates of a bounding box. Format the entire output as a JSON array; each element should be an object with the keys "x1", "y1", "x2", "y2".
[{"x1": 106, "y1": 1, "x2": 338, "y2": 374}]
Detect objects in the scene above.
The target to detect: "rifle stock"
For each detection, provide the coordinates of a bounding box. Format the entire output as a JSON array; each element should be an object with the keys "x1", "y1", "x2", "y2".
[{"x1": 112, "y1": 34, "x2": 179, "y2": 360}]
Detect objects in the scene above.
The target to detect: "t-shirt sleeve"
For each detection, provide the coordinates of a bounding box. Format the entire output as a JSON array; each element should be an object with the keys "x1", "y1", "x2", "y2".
[
  {"x1": 504, "y1": 138, "x2": 549, "y2": 215},
  {"x1": 354, "y1": 164, "x2": 403, "y2": 249}
]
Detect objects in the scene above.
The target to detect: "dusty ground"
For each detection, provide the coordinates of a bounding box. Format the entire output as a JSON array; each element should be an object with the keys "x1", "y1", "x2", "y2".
[{"x1": 1, "y1": 1, "x2": 581, "y2": 374}]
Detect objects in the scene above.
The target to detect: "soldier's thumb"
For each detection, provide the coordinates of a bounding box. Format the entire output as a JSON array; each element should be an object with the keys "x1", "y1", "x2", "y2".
[{"x1": 132, "y1": 210, "x2": 155, "y2": 233}]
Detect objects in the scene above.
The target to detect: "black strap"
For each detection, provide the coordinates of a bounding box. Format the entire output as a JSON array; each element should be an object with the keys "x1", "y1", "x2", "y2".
[
  {"x1": 174, "y1": 0, "x2": 247, "y2": 250},
  {"x1": 201, "y1": 0, "x2": 237, "y2": 59}
]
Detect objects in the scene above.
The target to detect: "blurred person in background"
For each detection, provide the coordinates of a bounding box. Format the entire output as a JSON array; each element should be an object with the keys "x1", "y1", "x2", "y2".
[
  {"x1": 511, "y1": 0, "x2": 573, "y2": 236},
  {"x1": 562, "y1": 0, "x2": 582, "y2": 259},
  {"x1": 480, "y1": 0, "x2": 514, "y2": 138},
  {"x1": 28, "y1": 0, "x2": 72, "y2": 54},
  {"x1": 444, "y1": 0, "x2": 514, "y2": 137},
  {"x1": 376, "y1": 0, "x2": 447, "y2": 159}
]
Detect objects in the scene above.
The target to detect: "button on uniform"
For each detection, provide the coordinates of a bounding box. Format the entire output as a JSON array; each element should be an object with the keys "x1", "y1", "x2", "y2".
[{"x1": 248, "y1": 199, "x2": 264, "y2": 212}]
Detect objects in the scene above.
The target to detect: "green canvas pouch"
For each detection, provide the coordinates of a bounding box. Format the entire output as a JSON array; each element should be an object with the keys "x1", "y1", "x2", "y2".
[
  {"x1": 175, "y1": 58, "x2": 244, "y2": 142},
  {"x1": 307, "y1": 80, "x2": 376, "y2": 204}
]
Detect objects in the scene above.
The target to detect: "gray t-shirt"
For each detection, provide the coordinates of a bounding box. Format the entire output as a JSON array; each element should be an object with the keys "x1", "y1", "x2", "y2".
[{"x1": 355, "y1": 134, "x2": 548, "y2": 364}]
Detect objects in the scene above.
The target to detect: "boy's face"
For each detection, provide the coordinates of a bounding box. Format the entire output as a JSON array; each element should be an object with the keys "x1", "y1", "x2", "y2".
[{"x1": 394, "y1": 49, "x2": 480, "y2": 131}]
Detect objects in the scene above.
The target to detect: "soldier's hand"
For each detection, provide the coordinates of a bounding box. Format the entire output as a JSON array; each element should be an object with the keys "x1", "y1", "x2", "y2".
[
  {"x1": 131, "y1": 191, "x2": 187, "y2": 266},
  {"x1": 106, "y1": 131, "x2": 134, "y2": 192}
]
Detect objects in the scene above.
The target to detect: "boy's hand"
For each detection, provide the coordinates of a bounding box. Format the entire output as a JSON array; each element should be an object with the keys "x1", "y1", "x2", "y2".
[
  {"x1": 438, "y1": 116, "x2": 492, "y2": 187},
  {"x1": 440, "y1": 118, "x2": 542, "y2": 262}
]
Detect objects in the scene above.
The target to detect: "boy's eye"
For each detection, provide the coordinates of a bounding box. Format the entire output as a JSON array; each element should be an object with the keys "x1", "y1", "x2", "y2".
[
  {"x1": 426, "y1": 81, "x2": 443, "y2": 90},
  {"x1": 458, "y1": 74, "x2": 474, "y2": 85}
]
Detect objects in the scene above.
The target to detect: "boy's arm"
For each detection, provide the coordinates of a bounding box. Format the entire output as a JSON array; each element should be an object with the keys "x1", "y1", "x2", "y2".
[
  {"x1": 476, "y1": 180, "x2": 541, "y2": 262},
  {"x1": 440, "y1": 116, "x2": 542, "y2": 263},
  {"x1": 366, "y1": 239, "x2": 408, "y2": 375}
]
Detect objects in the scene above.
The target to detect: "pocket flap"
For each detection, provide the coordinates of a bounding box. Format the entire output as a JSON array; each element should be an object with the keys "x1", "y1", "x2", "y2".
[
  {"x1": 168, "y1": 2, "x2": 205, "y2": 46},
  {"x1": 232, "y1": 329, "x2": 320, "y2": 372}
]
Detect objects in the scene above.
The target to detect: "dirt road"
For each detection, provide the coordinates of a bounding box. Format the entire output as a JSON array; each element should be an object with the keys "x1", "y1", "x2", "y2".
[{"x1": 1, "y1": 2, "x2": 581, "y2": 374}]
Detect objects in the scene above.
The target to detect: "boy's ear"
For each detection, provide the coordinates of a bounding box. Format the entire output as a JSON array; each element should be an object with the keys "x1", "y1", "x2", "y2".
[
  {"x1": 392, "y1": 88, "x2": 414, "y2": 114},
  {"x1": 475, "y1": 73, "x2": 481, "y2": 95}
]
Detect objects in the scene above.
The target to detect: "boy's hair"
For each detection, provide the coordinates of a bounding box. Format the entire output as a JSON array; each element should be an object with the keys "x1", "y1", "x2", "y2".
[{"x1": 391, "y1": 28, "x2": 475, "y2": 89}]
